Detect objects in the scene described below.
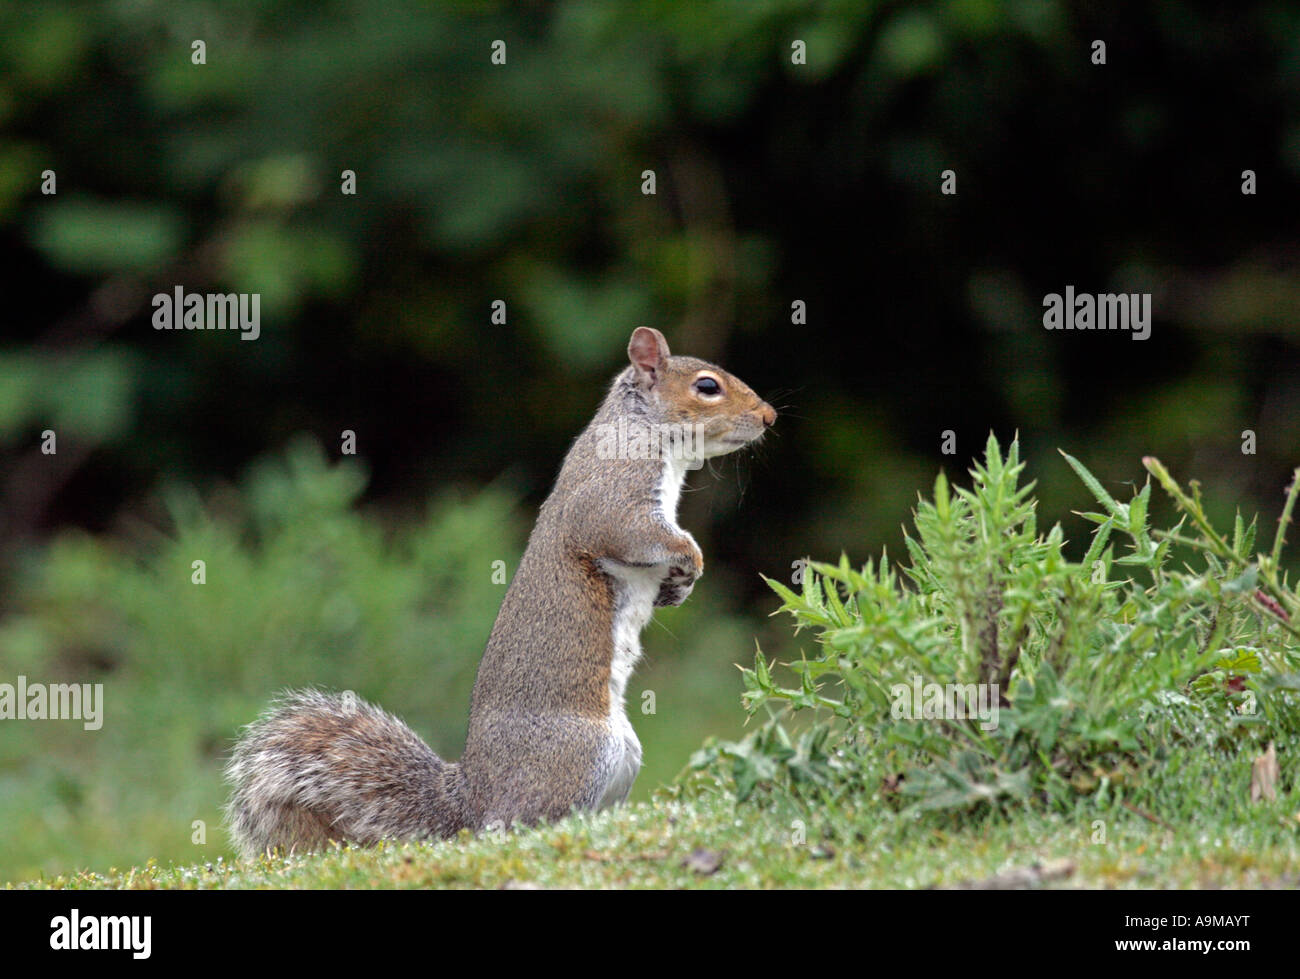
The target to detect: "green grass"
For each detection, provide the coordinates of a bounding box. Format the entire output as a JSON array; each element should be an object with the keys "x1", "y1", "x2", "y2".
[
  {"x1": 12, "y1": 761, "x2": 1300, "y2": 890},
  {"x1": 13, "y1": 728, "x2": 1300, "y2": 889}
]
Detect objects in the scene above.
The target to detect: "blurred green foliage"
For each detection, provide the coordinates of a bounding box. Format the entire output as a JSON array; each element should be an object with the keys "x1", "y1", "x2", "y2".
[
  {"x1": 0, "y1": 442, "x2": 515, "y2": 878},
  {"x1": 0, "y1": 441, "x2": 759, "y2": 881}
]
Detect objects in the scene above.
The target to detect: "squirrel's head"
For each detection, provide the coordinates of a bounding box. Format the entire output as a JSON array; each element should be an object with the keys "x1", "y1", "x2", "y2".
[{"x1": 626, "y1": 327, "x2": 776, "y2": 460}]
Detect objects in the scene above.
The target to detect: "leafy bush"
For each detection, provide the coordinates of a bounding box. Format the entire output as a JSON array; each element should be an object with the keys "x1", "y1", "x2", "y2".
[
  {"x1": 0, "y1": 439, "x2": 524, "y2": 881},
  {"x1": 692, "y1": 435, "x2": 1300, "y2": 814}
]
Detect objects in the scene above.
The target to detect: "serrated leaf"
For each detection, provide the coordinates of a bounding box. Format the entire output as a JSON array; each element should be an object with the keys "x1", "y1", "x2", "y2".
[
  {"x1": 823, "y1": 576, "x2": 851, "y2": 626},
  {"x1": 1129, "y1": 480, "x2": 1150, "y2": 539},
  {"x1": 1060, "y1": 449, "x2": 1122, "y2": 518},
  {"x1": 762, "y1": 574, "x2": 804, "y2": 611},
  {"x1": 1081, "y1": 518, "x2": 1114, "y2": 572}
]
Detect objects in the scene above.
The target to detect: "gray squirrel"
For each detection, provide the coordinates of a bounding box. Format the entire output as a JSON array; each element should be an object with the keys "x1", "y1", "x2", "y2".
[{"x1": 225, "y1": 327, "x2": 776, "y2": 856}]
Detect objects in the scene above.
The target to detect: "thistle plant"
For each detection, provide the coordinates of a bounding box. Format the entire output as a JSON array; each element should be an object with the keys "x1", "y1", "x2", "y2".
[{"x1": 693, "y1": 435, "x2": 1300, "y2": 814}]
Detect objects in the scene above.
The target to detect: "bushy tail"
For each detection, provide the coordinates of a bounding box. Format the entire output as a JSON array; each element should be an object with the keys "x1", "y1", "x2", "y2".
[{"x1": 225, "y1": 689, "x2": 467, "y2": 858}]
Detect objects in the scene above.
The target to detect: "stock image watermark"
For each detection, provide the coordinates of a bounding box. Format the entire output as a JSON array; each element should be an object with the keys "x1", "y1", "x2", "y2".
[
  {"x1": 1042, "y1": 286, "x2": 1152, "y2": 340},
  {"x1": 594, "y1": 418, "x2": 709, "y2": 468},
  {"x1": 152, "y1": 287, "x2": 261, "y2": 340},
  {"x1": 0, "y1": 675, "x2": 104, "y2": 730},
  {"x1": 890, "y1": 676, "x2": 1000, "y2": 731},
  {"x1": 50, "y1": 910, "x2": 151, "y2": 959}
]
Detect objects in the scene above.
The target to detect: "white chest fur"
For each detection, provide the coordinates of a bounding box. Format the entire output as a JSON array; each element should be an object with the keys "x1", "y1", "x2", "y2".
[
  {"x1": 605, "y1": 453, "x2": 689, "y2": 706},
  {"x1": 595, "y1": 453, "x2": 691, "y2": 807}
]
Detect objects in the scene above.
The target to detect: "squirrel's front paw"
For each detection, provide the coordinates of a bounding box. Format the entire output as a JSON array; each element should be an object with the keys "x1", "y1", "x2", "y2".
[
  {"x1": 654, "y1": 561, "x2": 697, "y2": 606},
  {"x1": 654, "y1": 573, "x2": 695, "y2": 607},
  {"x1": 667, "y1": 535, "x2": 703, "y2": 577},
  {"x1": 654, "y1": 535, "x2": 702, "y2": 606}
]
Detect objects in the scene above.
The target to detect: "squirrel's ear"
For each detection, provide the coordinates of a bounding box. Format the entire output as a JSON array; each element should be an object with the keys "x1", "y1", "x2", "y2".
[{"x1": 628, "y1": 327, "x2": 670, "y2": 388}]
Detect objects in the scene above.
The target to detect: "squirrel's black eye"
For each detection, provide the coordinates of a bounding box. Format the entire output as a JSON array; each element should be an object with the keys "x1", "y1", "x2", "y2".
[{"x1": 694, "y1": 377, "x2": 721, "y2": 396}]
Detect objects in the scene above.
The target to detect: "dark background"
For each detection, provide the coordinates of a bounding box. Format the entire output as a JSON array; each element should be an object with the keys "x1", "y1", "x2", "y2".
[{"x1": 2, "y1": 0, "x2": 1299, "y2": 880}]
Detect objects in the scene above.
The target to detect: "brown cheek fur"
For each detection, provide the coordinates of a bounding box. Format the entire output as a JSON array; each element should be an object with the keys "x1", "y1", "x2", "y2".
[{"x1": 659, "y1": 363, "x2": 758, "y2": 430}]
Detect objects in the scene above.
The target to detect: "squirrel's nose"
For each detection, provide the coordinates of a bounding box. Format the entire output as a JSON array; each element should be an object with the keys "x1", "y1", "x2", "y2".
[{"x1": 759, "y1": 403, "x2": 777, "y2": 428}]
